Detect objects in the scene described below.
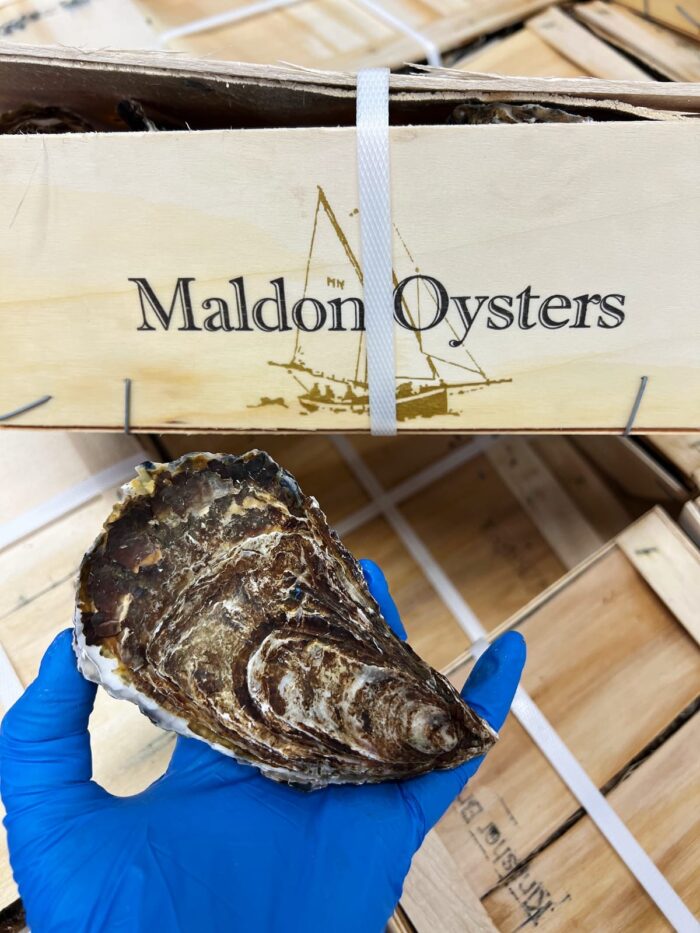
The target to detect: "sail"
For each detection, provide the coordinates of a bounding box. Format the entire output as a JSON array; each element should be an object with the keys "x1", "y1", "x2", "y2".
[
  {"x1": 291, "y1": 189, "x2": 491, "y2": 392},
  {"x1": 291, "y1": 189, "x2": 366, "y2": 386}
]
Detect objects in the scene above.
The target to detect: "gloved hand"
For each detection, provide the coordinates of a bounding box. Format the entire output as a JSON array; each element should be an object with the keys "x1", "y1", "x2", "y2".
[{"x1": 0, "y1": 560, "x2": 525, "y2": 933}]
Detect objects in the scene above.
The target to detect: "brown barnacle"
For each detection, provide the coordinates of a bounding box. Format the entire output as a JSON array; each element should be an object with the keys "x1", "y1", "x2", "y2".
[{"x1": 74, "y1": 451, "x2": 497, "y2": 788}]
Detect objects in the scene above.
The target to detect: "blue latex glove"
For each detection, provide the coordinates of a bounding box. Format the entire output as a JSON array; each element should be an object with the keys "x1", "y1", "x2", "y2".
[{"x1": 0, "y1": 560, "x2": 525, "y2": 933}]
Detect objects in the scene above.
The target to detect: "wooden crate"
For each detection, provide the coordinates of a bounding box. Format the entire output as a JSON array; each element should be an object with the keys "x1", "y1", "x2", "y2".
[
  {"x1": 415, "y1": 507, "x2": 700, "y2": 930},
  {"x1": 0, "y1": 45, "x2": 699, "y2": 432},
  {"x1": 0, "y1": 434, "x2": 696, "y2": 928},
  {"x1": 0, "y1": 0, "x2": 551, "y2": 69}
]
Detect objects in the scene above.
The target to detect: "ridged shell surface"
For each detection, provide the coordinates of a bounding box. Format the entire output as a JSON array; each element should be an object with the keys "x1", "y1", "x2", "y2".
[{"x1": 74, "y1": 451, "x2": 496, "y2": 788}]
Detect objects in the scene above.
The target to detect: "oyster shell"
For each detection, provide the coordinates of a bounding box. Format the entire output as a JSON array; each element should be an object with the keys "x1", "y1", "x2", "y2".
[{"x1": 74, "y1": 451, "x2": 496, "y2": 787}]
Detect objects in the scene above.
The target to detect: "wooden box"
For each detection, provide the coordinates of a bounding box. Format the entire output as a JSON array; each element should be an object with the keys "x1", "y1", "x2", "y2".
[
  {"x1": 0, "y1": 0, "x2": 554, "y2": 69},
  {"x1": 0, "y1": 433, "x2": 697, "y2": 930},
  {"x1": 0, "y1": 44, "x2": 699, "y2": 432},
  {"x1": 413, "y1": 507, "x2": 700, "y2": 931}
]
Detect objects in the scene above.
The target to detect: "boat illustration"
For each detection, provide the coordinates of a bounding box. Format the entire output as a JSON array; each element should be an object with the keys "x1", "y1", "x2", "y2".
[{"x1": 270, "y1": 187, "x2": 510, "y2": 420}]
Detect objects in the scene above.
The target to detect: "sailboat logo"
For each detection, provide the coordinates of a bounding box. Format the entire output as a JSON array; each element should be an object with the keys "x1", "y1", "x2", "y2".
[{"x1": 267, "y1": 187, "x2": 511, "y2": 421}]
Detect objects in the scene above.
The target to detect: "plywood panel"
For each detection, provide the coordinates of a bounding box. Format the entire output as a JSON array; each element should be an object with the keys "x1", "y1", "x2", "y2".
[
  {"x1": 433, "y1": 511, "x2": 700, "y2": 906},
  {"x1": 527, "y1": 5, "x2": 650, "y2": 79},
  {"x1": 1, "y1": 72, "x2": 698, "y2": 431},
  {"x1": 400, "y1": 451, "x2": 569, "y2": 629},
  {"x1": 482, "y1": 713, "x2": 700, "y2": 930}
]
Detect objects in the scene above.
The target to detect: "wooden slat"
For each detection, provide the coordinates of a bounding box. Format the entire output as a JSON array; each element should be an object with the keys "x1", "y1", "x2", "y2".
[
  {"x1": 680, "y1": 498, "x2": 700, "y2": 547},
  {"x1": 615, "y1": 0, "x2": 700, "y2": 40},
  {"x1": 402, "y1": 830, "x2": 497, "y2": 933},
  {"x1": 455, "y1": 26, "x2": 588, "y2": 76},
  {"x1": 433, "y1": 508, "x2": 700, "y2": 914},
  {"x1": 572, "y1": 437, "x2": 688, "y2": 503},
  {"x1": 486, "y1": 437, "x2": 605, "y2": 569},
  {"x1": 529, "y1": 436, "x2": 633, "y2": 541},
  {"x1": 482, "y1": 712, "x2": 700, "y2": 930},
  {"x1": 617, "y1": 506, "x2": 700, "y2": 645},
  {"x1": 646, "y1": 435, "x2": 700, "y2": 492},
  {"x1": 528, "y1": 5, "x2": 651, "y2": 79},
  {"x1": 575, "y1": 1, "x2": 700, "y2": 81},
  {"x1": 147, "y1": 0, "x2": 553, "y2": 70},
  {"x1": 0, "y1": 0, "x2": 154, "y2": 48}
]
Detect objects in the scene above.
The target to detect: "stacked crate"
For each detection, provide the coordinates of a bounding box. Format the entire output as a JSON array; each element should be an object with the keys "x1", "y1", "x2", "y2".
[{"x1": 2, "y1": 432, "x2": 698, "y2": 929}]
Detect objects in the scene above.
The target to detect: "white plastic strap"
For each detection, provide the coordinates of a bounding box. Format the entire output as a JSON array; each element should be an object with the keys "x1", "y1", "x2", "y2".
[
  {"x1": 157, "y1": 0, "x2": 301, "y2": 47},
  {"x1": 331, "y1": 435, "x2": 697, "y2": 933},
  {"x1": 0, "y1": 453, "x2": 145, "y2": 553},
  {"x1": 511, "y1": 689, "x2": 698, "y2": 933},
  {"x1": 354, "y1": 0, "x2": 442, "y2": 66},
  {"x1": 156, "y1": 0, "x2": 442, "y2": 66},
  {"x1": 356, "y1": 68, "x2": 396, "y2": 436}
]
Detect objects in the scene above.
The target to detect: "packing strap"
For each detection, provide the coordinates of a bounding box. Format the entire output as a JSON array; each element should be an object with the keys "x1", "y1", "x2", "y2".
[
  {"x1": 356, "y1": 68, "x2": 396, "y2": 436},
  {"x1": 0, "y1": 453, "x2": 146, "y2": 553},
  {"x1": 157, "y1": 0, "x2": 442, "y2": 65},
  {"x1": 331, "y1": 435, "x2": 698, "y2": 933}
]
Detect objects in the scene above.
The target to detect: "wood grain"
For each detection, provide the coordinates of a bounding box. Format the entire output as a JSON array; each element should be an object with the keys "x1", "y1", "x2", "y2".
[
  {"x1": 615, "y1": 0, "x2": 700, "y2": 40},
  {"x1": 572, "y1": 437, "x2": 688, "y2": 503},
  {"x1": 0, "y1": 53, "x2": 698, "y2": 431},
  {"x1": 456, "y1": 26, "x2": 588, "y2": 76},
  {"x1": 575, "y1": 1, "x2": 700, "y2": 81},
  {"x1": 0, "y1": 433, "x2": 144, "y2": 525},
  {"x1": 403, "y1": 830, "x2": 497, "y2": 933},
  {"x1": 458, "y1": 5, "x2": 650, "y2": 80},
  {"x1": 527, "y1": 5, "x2": 651, "y2": 79},
  {"x1": 617, "y1": 506, "x2": 700, "y2": 645},
  {"x1": 486, "y1": 438, "x2": 604, "y2": 568},
  {"x1": 680, "y1": 498, "x2": 700, "y2": 547},
  {"x1": 434, "y1": 538, "x2": 700, "y2": 901},
  {"x1": 646, "y1": 435, "x2": 700, "y2": 492},
  {"x1": 482, "y1": 713, "x2": 700, "y2": 930}
]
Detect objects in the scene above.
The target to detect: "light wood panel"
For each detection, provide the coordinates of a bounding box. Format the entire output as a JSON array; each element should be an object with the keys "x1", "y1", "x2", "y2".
[
  {"x1": 482, "y1": 713, "x2": 700, "y2": 930},
  {"x1": 575, "y1": 1, "x2": 700, "y2": 81},
  {"x1": 527, "y1": 5, "x2": 650, "y2": 79},
  {"x1": 457, "y1": 5, "x2": 650, "y2": 80},
  {"x1": 456, "y1": 26, "x2": 587, "y2": 76},
  {"x1": 398, "y1": 437, "x2": 637, "y2": 630},
  {"x1": 0, "y1": 433, "x2": 144, "y2": 525},
  {"x1": 646, "y1": 435, "x2": 700, "y2": 493},
  {"x1": 429, "y1": 509, "x2": 700, "y2": 925},
  {"x1": 615, "y1": 0, "x2": 700, "y2": 40},
  {"x1": 1, "y1": 50, "x2": 698, "y2": 432},
  {"x1": 0, "y1": 0, "x2": 154, "y2": 48},
  {"x1": 403, "y1": 830, "x2": 497, "y2": 933},
  {"x1": 146, "y1": 0, "x2": 552, "y2": 70}
]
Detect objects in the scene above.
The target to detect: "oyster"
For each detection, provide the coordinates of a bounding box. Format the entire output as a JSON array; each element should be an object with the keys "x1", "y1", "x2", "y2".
[
  {"x1": 450, "y1": 101, "x2": 593, "y2": 124},
  {"x1": 74, "y1": 451, "x2": 496, "y2": 787}
]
